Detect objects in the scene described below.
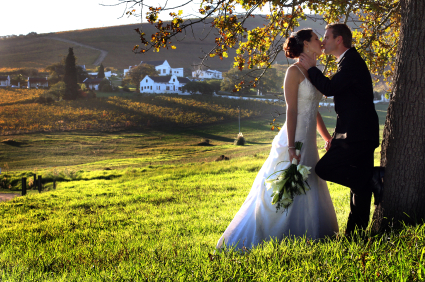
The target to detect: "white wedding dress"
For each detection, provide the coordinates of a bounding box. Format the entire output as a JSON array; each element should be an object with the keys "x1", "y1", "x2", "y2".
[{"x1": 216, "y1": 66, "x2": 339, "y2": 250}]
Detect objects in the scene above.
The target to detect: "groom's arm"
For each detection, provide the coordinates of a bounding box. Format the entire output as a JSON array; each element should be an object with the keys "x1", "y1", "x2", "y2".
[{"x1": 307, "y1": 62, "x2": 356, "y2": 97}]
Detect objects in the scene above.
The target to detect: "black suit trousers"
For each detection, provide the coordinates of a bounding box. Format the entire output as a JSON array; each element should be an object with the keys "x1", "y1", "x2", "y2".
[{"x1": 315, "y1": 140, "x2": 376, "y2": 235}]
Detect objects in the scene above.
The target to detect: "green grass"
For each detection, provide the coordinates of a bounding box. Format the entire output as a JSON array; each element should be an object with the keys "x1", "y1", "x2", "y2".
[
  {"x1": 1, "y1": 151, "x2": 424, "y2": 280},
  {"x1": 2, "y1": 102, "x2": 418, "y2": 281}
]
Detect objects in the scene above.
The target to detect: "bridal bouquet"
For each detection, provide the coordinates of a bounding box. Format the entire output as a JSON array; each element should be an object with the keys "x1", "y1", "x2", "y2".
[{"x1": 265, "y1": 142, "x2": 311, "y2": 212}]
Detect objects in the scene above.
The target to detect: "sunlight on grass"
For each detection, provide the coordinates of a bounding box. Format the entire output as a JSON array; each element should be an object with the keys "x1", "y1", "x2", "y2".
[
  {"x1": 1, "y1": 99, "x2": 415, "y2": 281},
  {"x1": 0, "y1": 151, "x2": 423, "y2": 280}
]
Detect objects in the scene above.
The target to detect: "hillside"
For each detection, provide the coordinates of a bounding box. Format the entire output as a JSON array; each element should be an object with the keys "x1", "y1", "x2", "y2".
[{"x1": 0, "y1": 16, "x2": 328, "y2": 72}]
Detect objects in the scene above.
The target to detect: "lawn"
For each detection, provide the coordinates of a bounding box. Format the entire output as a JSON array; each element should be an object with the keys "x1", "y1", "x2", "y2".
[{"x1": 2, "y1": 101, "x2": 421, "y2": 281}]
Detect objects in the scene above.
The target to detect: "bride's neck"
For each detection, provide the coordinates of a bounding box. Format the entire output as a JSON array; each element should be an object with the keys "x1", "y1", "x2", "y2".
[{"x1": 300, "y1": 51, "x2": 315, "y2": 61}]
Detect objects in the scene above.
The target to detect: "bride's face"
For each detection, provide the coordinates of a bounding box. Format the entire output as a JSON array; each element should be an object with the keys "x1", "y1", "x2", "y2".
[{"x1": 304, "y1": 32, "x2": 322, "y2": 55}]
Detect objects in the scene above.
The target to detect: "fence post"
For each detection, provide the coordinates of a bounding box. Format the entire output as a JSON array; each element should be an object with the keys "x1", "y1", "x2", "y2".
[
  {"x1": 33, "y1": 174, "x2": 37, "y2": 189},
  {"x1": 22, "y1": 177, "x2": 26, "y2": 196},
  {"x1": 53, "y1": 180, "x2": 56, "y2": 189},
  {"x1": 38, "y1": 175, "x2": 42, "y2": 193}
]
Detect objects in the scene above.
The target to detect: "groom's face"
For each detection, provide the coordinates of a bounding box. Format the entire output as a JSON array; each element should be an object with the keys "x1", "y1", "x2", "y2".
[{"x1": 322, "y1": 29, "x2": 338, "y2": 55}]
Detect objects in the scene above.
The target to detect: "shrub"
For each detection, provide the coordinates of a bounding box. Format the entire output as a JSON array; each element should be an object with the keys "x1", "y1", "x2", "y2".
[
  {"x1": 234, "y1": 132, "x2": 246, "y2": 145},
  {"x1": 99, "y1": 79, "x2": 113, "y2": 92},
  {"x1": 77, "y1": 89, "x2": 96, "y2": 99},
  {"x1": 46, "y1": 81, "x2": 65, "y2": 100},
  {"x1": 122, "y1": 85, "x2": 131, "y2": 92}
]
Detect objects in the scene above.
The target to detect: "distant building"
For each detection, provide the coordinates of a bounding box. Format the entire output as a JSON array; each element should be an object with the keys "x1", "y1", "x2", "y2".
[
  {"x1": 83, "y1": 78, "x2": 103, "y2": 90},
  {"x1": 123, "y1": 65, "x2": 137, "y2": 77},
  {"x1": 0, "y1": 75, "x2": 10, "y2": 87},
  {"x1": 139, "y1": 75, "x2": 191, "y2": 94},
  {"x1": 141, "y1": 60, "x2": 184, "y2": 77},
  {"x1": 192, "y1": 69, "x2": 222, "y2": 79},
  {"x1": 88, "y1": 71, "x2": 112, "y2": 78},
  {"x1": 28, "y1": 77, "x2": 48, "y2": 88},
  {"x1": 77, "y1": 65, "x2": 86, "y2": 71},
  {"x1": 125, "y1": 60, "x2": 184, "y2": 77}
]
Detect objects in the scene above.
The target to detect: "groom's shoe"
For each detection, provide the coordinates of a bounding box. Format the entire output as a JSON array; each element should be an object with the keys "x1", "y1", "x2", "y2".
[{"x1": 370, "y1": 167, "x2": 385, "y2": 206}]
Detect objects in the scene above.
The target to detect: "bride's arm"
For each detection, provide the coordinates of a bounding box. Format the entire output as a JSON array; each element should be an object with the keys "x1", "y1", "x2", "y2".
[
  {"x1": 284, "y1": 66, "x2": 301, "y2": 163},
  {"x1": 316, "y1": 112, "x2": 332, "y2": 150}
]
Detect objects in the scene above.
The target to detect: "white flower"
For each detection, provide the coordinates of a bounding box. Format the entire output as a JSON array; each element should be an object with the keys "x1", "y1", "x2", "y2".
[
  {"x1": 296, "y1": 149, "x2": 300, "y2": 156},
  {"x1": 265, "y1": 175, "x2": 287, "y2": 193},
  {"x1": 265, "y1": 178, "x2": 278, "y2": 191},
  {"x1": 292, "y1": 158, "x2": 298, "y2": 165},
  {"x1": 297, "y1": 165, "x2": 311, "y2": 180}
]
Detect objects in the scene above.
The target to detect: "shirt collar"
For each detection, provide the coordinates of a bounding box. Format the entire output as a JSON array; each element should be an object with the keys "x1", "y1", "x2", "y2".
[{"x1": 337, "y1": 48, "x2": 350, "y2": 63}]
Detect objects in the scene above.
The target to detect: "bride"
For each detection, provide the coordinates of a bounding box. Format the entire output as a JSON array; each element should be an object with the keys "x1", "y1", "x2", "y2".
[{"x1": 216, "y1": 28, "x2": 339, "y2": 250}]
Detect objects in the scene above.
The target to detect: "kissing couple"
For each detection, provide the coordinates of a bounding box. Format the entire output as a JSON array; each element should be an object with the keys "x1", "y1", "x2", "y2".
[{"x1": 217, "y1": 23, "x2": 385, "y2": 250}]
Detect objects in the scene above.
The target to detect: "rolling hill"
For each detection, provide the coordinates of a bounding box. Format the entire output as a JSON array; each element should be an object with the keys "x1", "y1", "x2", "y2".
[{"x1": 0, "y1": 15, "x2": 329, "y2": 72}]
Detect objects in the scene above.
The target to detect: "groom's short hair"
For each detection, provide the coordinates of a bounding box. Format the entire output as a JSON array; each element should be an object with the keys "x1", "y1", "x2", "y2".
[{"x1": 326, "y1": 23, "x2": 352, "y2": 48}]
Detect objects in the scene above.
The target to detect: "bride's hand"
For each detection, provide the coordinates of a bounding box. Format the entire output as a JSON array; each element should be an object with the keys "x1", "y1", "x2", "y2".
[{"x1": 288, "y1": 148, "x2": 301, "y2": 164}]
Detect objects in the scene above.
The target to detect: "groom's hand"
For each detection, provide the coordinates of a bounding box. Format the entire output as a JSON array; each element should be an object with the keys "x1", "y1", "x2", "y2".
[
  {"x1": 324, "y1": 139, "x2": 332, "y2": 151},
  {"x1": 299, "y1": 53, "x2": 316, "y2": 70}
]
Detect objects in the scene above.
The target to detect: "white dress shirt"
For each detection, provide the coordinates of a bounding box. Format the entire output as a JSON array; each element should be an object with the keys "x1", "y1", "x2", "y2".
[{"x1": 337, "y1": 48, "x2": 350, "y2": 63}]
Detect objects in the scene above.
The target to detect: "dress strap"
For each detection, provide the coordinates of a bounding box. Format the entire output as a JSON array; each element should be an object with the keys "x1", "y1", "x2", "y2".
[{"x1": 293, "y1": 64, "x2": 307, "y2": 79}]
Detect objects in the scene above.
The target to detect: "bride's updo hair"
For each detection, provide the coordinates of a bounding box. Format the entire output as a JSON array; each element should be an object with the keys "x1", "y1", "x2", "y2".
[{"x1": 283, "y1": 28, "x2": 313, "y2": 58}]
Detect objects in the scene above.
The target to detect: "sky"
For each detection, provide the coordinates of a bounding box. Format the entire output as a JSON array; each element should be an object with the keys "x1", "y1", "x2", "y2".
[{"x1": 0, "y1": 0, "x2": 205, "y2": 37}]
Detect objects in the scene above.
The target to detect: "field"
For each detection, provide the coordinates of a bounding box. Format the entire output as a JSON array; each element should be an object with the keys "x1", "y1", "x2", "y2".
[
  {"x1": 1, "y1": 90, "x2": 422, "y2": 281},
  {"x1": 0, "y1": 88, "x2": 282, "y2": 136},
  {"x1": 0, "y1": 37, "x2": 100, "y2": 69},
  {"x1": 0, "y1": 16, "x2": 328, "y2": 71}
]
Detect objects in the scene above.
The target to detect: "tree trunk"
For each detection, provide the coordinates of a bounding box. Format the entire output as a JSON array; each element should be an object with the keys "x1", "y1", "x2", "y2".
[{"x1": 371, "y1": 0, "x2": 425, "y2": 233}]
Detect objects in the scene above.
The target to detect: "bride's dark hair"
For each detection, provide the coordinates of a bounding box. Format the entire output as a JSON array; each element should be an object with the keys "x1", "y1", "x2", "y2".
[{"x1": 283, "y1": 28, "x2": 313, "y2": 58}]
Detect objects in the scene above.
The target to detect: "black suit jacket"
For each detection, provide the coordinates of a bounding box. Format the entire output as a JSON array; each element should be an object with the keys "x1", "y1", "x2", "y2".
[{"x1": 308, "y1": 47, "x2": 380, "y2": 147}]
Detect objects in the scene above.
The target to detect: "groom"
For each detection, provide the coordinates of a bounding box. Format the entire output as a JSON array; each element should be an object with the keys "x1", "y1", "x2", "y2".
[{"x1": 299, "y1": 23, "x2": 384, "y2": 236}]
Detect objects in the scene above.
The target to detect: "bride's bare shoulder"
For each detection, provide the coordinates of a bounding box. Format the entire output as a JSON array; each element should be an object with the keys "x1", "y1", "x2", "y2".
[{"x1": 285, "y1": 64, "x2": 303, "y2": 83}]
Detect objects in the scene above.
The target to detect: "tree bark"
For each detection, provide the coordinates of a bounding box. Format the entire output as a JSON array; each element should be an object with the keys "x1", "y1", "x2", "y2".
[{"x1": 372, "y1": 0, "x2": 425, "y2": 233}]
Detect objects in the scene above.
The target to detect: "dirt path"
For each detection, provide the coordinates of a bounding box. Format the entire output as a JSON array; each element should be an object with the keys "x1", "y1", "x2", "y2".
[
  {"x1": 47, "y1": 36, "x2": 108, "y2": 66},
  {"x1": 0, "y1": 193, "x2": 19, "y2": 202}
]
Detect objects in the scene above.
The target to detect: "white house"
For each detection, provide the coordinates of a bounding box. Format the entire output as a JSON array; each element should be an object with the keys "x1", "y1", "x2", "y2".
[
  {"x1": 125, "y1": 60, "x2": 184, "y2": 77},
  {"x1": 88, "y1": 71, "x2": 112, "y2": 78},
  {"x1": 83, "y1": 78, "x2": 103, "y2": 90},
  {"x1": 192, "y1": 69, "x2": 222, "y2": 79},
  {"x1": 123, "y1": 65, "x2": 137, "y2": 77},
  {"x1": 139, "y1": 75, "x2": 191, "y2": 94},
  {"x1": 0, "y1": 75, "x2": 10, "y2": 87},
  {"x1": 28, "y1": 77, "x2": 48, "y2": 88},
  {"x1": 140, "y1": 60, "x2": 184, "y2": 77}
]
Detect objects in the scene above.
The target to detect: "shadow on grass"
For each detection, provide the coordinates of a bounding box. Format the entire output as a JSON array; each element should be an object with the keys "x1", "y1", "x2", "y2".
[{"x1": 1, "y1": 139, "x2": 26, "y2": 147}]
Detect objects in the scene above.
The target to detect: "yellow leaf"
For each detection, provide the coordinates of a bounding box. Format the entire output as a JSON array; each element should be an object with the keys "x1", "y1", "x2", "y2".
[
  {"x1": 178, "y1": 10, "x2": 183, "y2": 16},
  {"x1": 171, "y1": 45, "x2": 177, "y2": 49},
  {"x1": 223, "y1": 52, "x2": 228, "y2": 58}
]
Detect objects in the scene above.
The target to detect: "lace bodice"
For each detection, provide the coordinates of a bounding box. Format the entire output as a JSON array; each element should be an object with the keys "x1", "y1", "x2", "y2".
[{"x1": 293, "y1": 66, "x2": 323, "y2": 143}]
